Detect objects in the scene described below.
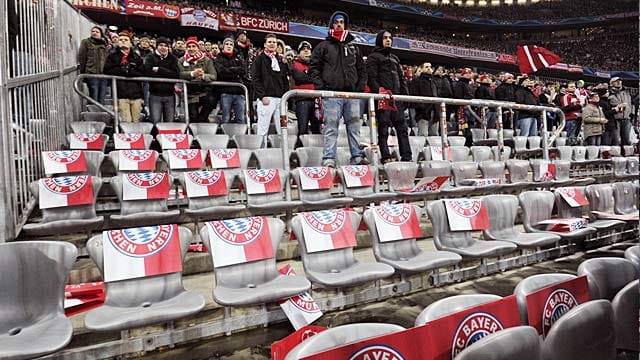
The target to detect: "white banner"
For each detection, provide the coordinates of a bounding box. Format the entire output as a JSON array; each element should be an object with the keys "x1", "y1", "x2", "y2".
[{"x1": 181, "y1": 8, "x2": 219, "y2": 30}]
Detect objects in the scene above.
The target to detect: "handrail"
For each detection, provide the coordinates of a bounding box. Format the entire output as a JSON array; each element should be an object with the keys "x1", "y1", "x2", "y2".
[{"x1": 74, "y1": 74, "x2": 251, "y2": 133}]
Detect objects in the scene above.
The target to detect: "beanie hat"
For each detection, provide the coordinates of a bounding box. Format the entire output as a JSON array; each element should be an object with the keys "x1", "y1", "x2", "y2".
[
  {"x1": 298, "y1": 41, "x2": 312, "y2": 52},
  {"x1": 185, "y1": 36, "x2": 199, "y2": 48},
  {"x1": 503, "y1": 72, "x2": 514, "y2": 80},
  {"x1": 223, "y1": 37, "x2": 234, "y2": 46},
  {"x1": 478, "y1": 74, "x2": 491, "y2": 83},
  {"x1": 518, "y1": 76, "x2": 528, "y2": 85},
  {"x1": 460, "y1": 68, "x2": 473, "y2": 76},
  {"x1": 237, "y1": 29, "x2": 248, "y2": 37},
  {"x1": 156, "y1": 37, "x2": 170, "y2": 46},
  {"x1": 328, "y1": 11, "x2": 348, "y2": 28},
  {"x1": 118, "y1": 30, "x2": 132, "y2": 38}
]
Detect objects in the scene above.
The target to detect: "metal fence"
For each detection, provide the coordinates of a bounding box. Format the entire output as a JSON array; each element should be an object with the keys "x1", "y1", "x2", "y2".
[{"x1": 0, "y1": 0, "x2": 95, "y2": 242}]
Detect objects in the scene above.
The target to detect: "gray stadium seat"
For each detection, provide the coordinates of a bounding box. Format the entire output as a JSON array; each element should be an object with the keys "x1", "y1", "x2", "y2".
[
  {"x1": 612, "y1": 182, "x2": 639, "y2": 215},
  {"x1": 449, "y1": 136, "x2": 466, "y2": 146},
  {"x1": 268, "y1": 134, "x2": 297, "y2": 149},
  {"x1": 109, "y1": 175, "x2": 180, "y2": 227},
  {"x1": 572, "y1": 146, "x2": 587, "y2": 162},
  {"x1": 70, "y1": 121, "x2": 106, "y2": 134},
  {"x1": 23, "y1": 177, "x2": 104, "y2": 236},
  {"x1": 451, "y1": 146, "x2": 470, "y2": 162},
  {"x1": 471, "y1": 146, "x2": 493, "y2": 162},
  {"x1": 611, "y1": 279, "x2": 639, "y2": 352},
  {"x1": 189, "y1": 122, "x2": 218, "y2": 136},
  {"x1": 291, "y1": 211, "x2": 395, "y2": 288},
  {"x1": 200, "y1": 218, "x2": 311, "y2": 306},
  {"x1": 505, "y1": 159, "x2": 533, "y2": 192},
  {"x1": 576, "y1": 257, "x2": 637, "y2": 301},
  {"x1": 240, "y1": 170, "x2": 301, "y2": 215},
  {"x1": 221, "y1": 123, "x2": 248, "y2": 136},
  {"x1": 556, "y1": 146, "x2": 572, "y2": 161},
  {"x1": 291, "y1": 168, "x2": 353, "y2": 210},
  {"x1": 299, "y1": 134, "x2": 324, "y2": 148},
  {"x1": 194, "y1": 134, "x2": 229, "y2": 149},
  {"x1": 84, "y1": 227, "x2": 205, "y2": 330},
  {"x1": 178, "y1": 171, "x2": 244, "y2": 222},
  {"x1": 624, "y1": 245, "x2": 640, "y2": 269},
  {"x1": 336, "y1": 147, "x2": 354, "y2": 166},
  {"x1": 294, "y1": 147, "x2": 323, "y2": 167},
  {"x1": 513, "y1": 273, "x2": 577, "y2": 325},
  {"x1": 233, "y1": 134, "x2": 265, "y2": 149},
  {"x1": 627, "y1": 157, "x2": 639, "y2": 175},
  {"x1": 119, "y1": 122, "x2": 153, "y2": 134},
  {"x1": 456, "y1": 326, "x2": 542, "y2": 360},
  {"x1": 155, "y1": 122, "x2": 187, "y2": 134},
  {"x1": 584, "y1": 184, "x2": 622, "y2": 221},
  {"x1": 622, "y1": 145, "x2": 635, "y2": 157},
  {"x1": 415, "y1": 294, "x2": 502, "y2": 325},
  {"x1": 491, "y1": 145, "x2": 511, "y2": 161},
  {"x1": 253, "y1": 148, "x2": 286, "y2": 169},
  {"x1": 209, "y1": 148, "x2": 252, "y2": 185},
  {"x1": 337, "y1": 165, "x2": 396, "y2": 205},
  {"x1": 612, "y1": 157, "x2": 627, "y2": 177},
  {"x1": 44, "y1": 150, "x2": 105, "y2": 177},
  {"x1": 554, "y1": 187, "x2": 625, "y2": 231},
  {"x1": 0, "y1": 241, "x2": 76, "y2": 360},
  {"x1": 384, "y1": 162, "x2": 434, "y2": 201},
  {"x1": 421, "y1": 160, "x2": 452, "y2": 178},
  {"x1": 479, "y1": 161, "x2": 507, "y2": 182}
]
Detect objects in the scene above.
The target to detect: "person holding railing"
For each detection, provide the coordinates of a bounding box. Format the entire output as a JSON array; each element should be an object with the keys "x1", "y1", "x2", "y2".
[
  {"x1": 514, "y1": 75, "x2": 541, "y2": 137},
  {"x1": 289, "y1": 41, "x2": 321, "y2": 136},
  {"x1": 214, "y1": 37, "x2": 247, "y2": 125},
  {"x1": 103, "y1": 30, "x2": 145, "y2": 123},
  {"x1": 78, "y1": 26, "x2": 108, "y2": 104},
  {"x1": 178, "y1": 36, "x2": 218, "y2": 123},
  {"x1": 144, "y1": 37, "x2": 180, "y2": 124}
]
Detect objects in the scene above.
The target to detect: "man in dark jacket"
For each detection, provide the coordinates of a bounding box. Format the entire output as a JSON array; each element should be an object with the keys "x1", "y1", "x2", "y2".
[
  {"x1": 309, "y1": 11, "x2": 368, "y2": 167},
  {"x1": 215, "y1": 37, "x2": 247, "y2": 124},
  {"x1": 433, "y1": 65, "x2": 456, "y2": 132},
  {"x1": 474, "y1": 74, "x2": 496, "y2": 128},
  {"x1": 366, "y1": 30, "x2": 410, "y2": 163},
  {"x1": 514, "y1": 76, "x2": 540, "y2": 137},
  {"x1": 495, "y1": 72, "x2": 517, "y2": 129},
  {"x1": 411, "y1": 62, "x2": 438, "y2": 135},
  {"x1": 598, "y1": 88, "x2": 618, "y2": 145},
  {"x1": 290, "y1": 41, "x2": 321, "y2": 135},
  {"x1": 103, "y1": 30, "x2": 145, "y2": 122},
  {"x1": 453, "y1": 68, "x2": 475, "y2": 143},
  {"x1": 144, "y1": 37, "x2": 179, "y2": 124}
]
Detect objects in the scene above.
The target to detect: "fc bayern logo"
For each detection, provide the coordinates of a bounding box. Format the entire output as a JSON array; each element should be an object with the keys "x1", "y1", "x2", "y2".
[
  {"x1": 194, "y1": 9, "x2": 206, "y2": 21},
  {"x1": 164, "y1": 134, "x2": 186, "y2": 143},
  {"x1": 187, "y1": 170, "x2": 222, "y2": 185},
  {"x1": 558, "y1": 188, "x2": 576, "y2": 198},
  {"x1": 374, "y1": 204, "x2": 412, "y2": 226},
  {"x1": 302, "y1": 210, "x2": 347, "y2": 234},
  {"x1": 42, "y1": 176, "x2": 88, "y2": 194},
  {"x1": 449, "y1": 199, "x2": 482, "y2": 218},
  {"x1": 542, "y1": 289, "x2": 578, "y2": 336},
  {"x1": 343, "y1": 165, "x2": 369, "y2": 177},
  {"x1": 163, "y1": 5, "x2": 179, "y2": 18},
  {"x1": 290, "y1": 292, "x2": 320, "y2": 313},
  {"x1": 107, "y1": 225, "x2": 174, "y2": 258},
  {"x1": 451, "y1": 312, "x2": 504, "y2": 357},
  {"x1": 73, "y1": 133, "x2": 101, "y2": 142},
  {"x1": 301, "y1": 167, "x2": 329, "y2": 180},
  {"x1": 211, "y1": 148, "x2": 237, "y2": 160},
  {"x1": 47, "y1": 150, "x2": 81, "y2": 163},
  {"x1": 211, "y1": 217, "x2": 264, "y2": 246},
  {"x1": 126, "y1": 173, "x2": 166, "y2": 188},
  {"x1": 247, "y1": 169, "x2": 277, "y2": 184},
  {"x1": 171, "y1": 149, "x2": 200, "y2": 160},
  {"x1": 116, "y1": 133, "x2": 142, "y2": 142},
  {"x1": 415, "y1": 181, "x2": 439, "y2": 191},
  {"x1": 122, "y1": 150, "x2": 153, "y2": 161},
  {"x1": 349, "y1": 345, "x2": 406, "y2": 360}
]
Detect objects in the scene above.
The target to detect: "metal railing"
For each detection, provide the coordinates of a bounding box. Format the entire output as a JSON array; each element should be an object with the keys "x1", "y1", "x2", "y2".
[
  {"x1": 278, "y1": 89, "x2": 566, "y2": 200},
  {"x1": 74, "y1": 74, "x2": 250, "y2": 132}
]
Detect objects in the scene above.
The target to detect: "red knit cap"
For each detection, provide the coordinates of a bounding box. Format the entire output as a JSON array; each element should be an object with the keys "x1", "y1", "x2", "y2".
[{"x1": 185, "y1": 36, "x2": 199, "y2": 48}]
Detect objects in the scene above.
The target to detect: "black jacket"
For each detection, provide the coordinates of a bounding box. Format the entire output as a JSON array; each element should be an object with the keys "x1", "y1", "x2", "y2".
[
  {"x1": 251, "y1": 52, "x2": 289, "y2": 99},
  {"x1": 365, "y1": 31, "x2": 407, "y2": 95},
  {"x1": 600, "y1": 98, "x2": 617, "y2": 129},
  {"x1": 144, "y1": 51, "x2": 179, "y2": 96},
  {"x1": 433, "y1": 74, "x2": 453, "y2": 99},
  {"x1": 214, "y1": 51, "x2": 246, "y2": 95},
  {"x1": 515, "y1": 85, "x2": 540, "y2": 119},
  {"x1": 103, "y1": 50, "x2": 144, "y2": 99},
  {"x1": 454, "y1": 77, "x2": 474, "y2": 100},
  {"x1": 495, "y1": 82, "x2": 516, "y2": 102},
  {"x1": 309, "y1": 12, "x2": 367, "y2": 92},
  {"x1": 475, "y1": 83, "x2": 495, "y2": 100},
  {"x1": 411, "y1": 73, "x2": 438, "y2": 120}
]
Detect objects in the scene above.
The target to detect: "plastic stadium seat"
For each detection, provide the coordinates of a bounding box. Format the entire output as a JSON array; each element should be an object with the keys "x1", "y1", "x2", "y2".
[
  {"x1": 299, "y1": 134, "x2": 324, "y2": 148},
  {"x1": 194, "y1": 134, "x2": 229, "y2": 149},
  {"x1": 70, "y1": 121, "x2": 106, "y2": 134},
  {"x1": 408, "y1": 135, "x2": 426, "y2": 149},
  {"x1": 456, "y1": 326, "x2": 542, "y2": 360},
  {"x1": 449, "y1": 136, "x2": 466, "y2": 146},
  {"x1": 84, "y1": 227, "x2": 205, "y2": 331},
  {"x1": 556, "y1": 146, "x2": 572, "y2": 161},
  {"x1": 612, "y1": 279, "x2": 639, "y2": 352},
  {"x1": 384, "y1": 162, "x2": 426, "y2": 201},
  {"x1": 624, "y1": 245, "x2": 640, "y2": 269},
  {"x1": 0, "y1": 241, "x2": 76, "y2": 360},
  {"x1": 240, "y1": 170, "x2": 302, "y2": 215},
  {"x1": 622, "y1": 145, "x2": 635, "y2": 156},
  {"x1": 268, "y1": 134, "x2": 297, "y2": 149},
  {"x1": 233, "y1": 134, "x2": 265, "y2": 149},
  {"x1": 336, "y1": 147, "x2": 356, "y2": 166},
  {"x1": 554, "y1": 137, "x2": 566, "y2": 147},
  {"x1": 576, "y1": 257, "x2": 637, "y2": 301},
  {"x1": 585, "y1": 146, "x2": 600, "y2": 161},
  {"x1": 23, "y1": 177, "x2": 104, "y2": 236},
  {"x1": 337, "y1": 165, "x2": 395, "y2": 205},
  {"x1": 294, "y1": 147, "x2": 323, "y2": 167},
  {"x1": 253, "y1": 148, "x2": 286, "y2": 169},
  {"x1": 221, "y1": 123, "x2": 248, "y2": 136},
  {"x1": 178, "y1": 171, "x2": 244, "y2": 222},
  {"x1": 209, "y1": 148, "x2": 252, "y2": 184},
  {"x1": 291, "y1": 168, "x2": 353, "y2": 210},
  {"x1": 612, "y1": 157, "x2": 627, "y2": 177},
  {"x1": 415, "y1": 294, "x2": 502, "y2": 325},
  {"x1": 584, "y1": 184, "x2": 619, "y2": 221},
  {"x1": 426, "y1": 136, "x2": 442, "y2": 146},
  {"x1": 612, "y1": 182, "x2": 639, "y2": 215},
  {"x1": 291, "y1": 211, "x2": 395, "y2": 288},
  {"x1": 426, "y1": 200, "x2": 517, "y2": 258},
  {"x1": 43, "y1": 150, "x2": 105, "y2": 177},
  {"x1": 554, "y1": 187, "x2": 625, "y2": 231},
  {"x1": 80, "y1": 110, "x2": 111, "y2": 124},
  {"x1": 519, "y1": 191, "x2": 596, "y2": 242},
  {"x1": 541, "y1": 300, "x2": 616, "y2": 360},
  {"x1": 627, "y1": 157, "x2": 639, "y2": 175},
  {"x1": 67, "y1": 133, "x2": 109, "y2": 152},
  {"x1": 189, "y1": 123, "x2": 218, "y2": 136},
  {"x1": 506, "y1": 159, "x2": 532, "y2": 191},
  {"x1": 479, "y1": 161, "x2": 506, "y2": 182},
  {"x1": 450, "y1": 146, "x2": 470, "y2": 162},
  {"x1": 284, "y1": 323, "x2": 406, "y2": 360},
  {"x1": 471, "y1": 128, "x2": 496, "y2": 146},
  {"x1": 161, "y1": 150, "x2": 207, "y2": 176},
  {"x1": 199, "y1": 217, "x2": 310, "y2": 306},
  {"x1": 528, "y1": 136, "x2": 542, "y2": 151},
  {"x1": 119, "y1": 122, "x2": 153, "y2": 134},
  {"x1": 483, "y1": 195, "x2": 560, "y2": 249},
  {"x1": 487, "y1": 129, "x2": 498, "y2": 139},
  {"x1": 363, "y1": 205, "x2": 462, "y2": 274},
  {"x1": 155, "y1": 122, "x2": 187, "y2": 134},
  {"x1": 108, "y1": 150, "x2": 159, "y2": 173},
  {"x1": 421, "y1": 160, "x2": 452, "y2": 178},
  {"x1": 471, "y1": 146, "x2": 492, "y2": 162},
  {"x1": 109, "y1": 175, "x2": 180, "y2": 227},
  {"x1": 529, "y1": 159, "x2": 569, "y2": 186},
  {"x1": 572, "y1": 146, "x2": 587, "y2": 162},
  {"x1": 513, "y1": 273, "x2": 576, "y2": 324},
  {"x1": 609, "y1": 146, "x2": 622, "y2": 157}
]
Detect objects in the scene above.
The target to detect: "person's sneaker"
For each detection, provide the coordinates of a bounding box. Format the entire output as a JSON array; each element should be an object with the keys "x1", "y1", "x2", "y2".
[
  {"x1": 351, "y1": 156, "x2": 370, "y2": 165},
  {"x1": 321, "y1": 159, "x2": 336, "y2": 168}
]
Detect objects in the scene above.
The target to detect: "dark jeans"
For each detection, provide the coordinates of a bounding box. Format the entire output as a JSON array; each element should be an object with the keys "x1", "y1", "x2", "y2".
[
  {"x1": 585, "y1": 135, "x2": 602, "y2": 145},
  {"x1": 221, "y1": 93, "x2": 245, "y2": 124},
  {"x1": 377, "y1": 107, "x2": 411, "y2": 161},
  {"x1": 296, "y1": 99, "x2": 321, "y2": 135},
  {"x1": 149, "y1": 94, "x2": 176, "y2": 124},
  {"x1": 619, "y1": 118, "x2": 632, "y2": 146},
  {"x1": 188, "y1": 92, "x2": 218, "y2": 123},
  {"x1": 602, "y1": 127, "x2": 620, "y2": 145},
  {"x1": 87, "y1": 78, "x2": 108, "y2": 104}
]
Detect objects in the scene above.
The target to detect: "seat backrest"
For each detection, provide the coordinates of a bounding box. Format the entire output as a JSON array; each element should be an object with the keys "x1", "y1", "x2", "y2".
[
  {"x1": 178, "y1": 171, "x2": 235, "y2": 210},
  {"x1": 292, "y1": 168, "x2": 338, "y2": 202},
  {"x1": 81, "y1": 151, "x2": 105, "y2": 177},
  {"x1": 612, "y1": 157, "x2": 627, "y2": 176},
  {"x1": 253, "y1": 148, "x2": 285, "y2": 169},
  {"x1": 456, "y1": 326, "x2": 542, "y2": 360},
  {"x1": 449, "y1": 136, "x2": 466, "y2": 146},
  {"x1": 30, "y1": 176, "x2": 103, "y2": 222},
  {"x1": 503, "y1": 129, "x2": 515, "y2": 139},
  {"x1": 363, "y1": 205, "x2": 422, "y2": 263},
  {"x1": 554, "y1": 137, "x2": 566, "y2": 147},
  {"x1": 451, "y1": 146, "x2": 470, "y2": 162},
  {"x1": 627, "y1": 157, "x2": 639, "y2": 175},
  {"x1": 576, "y1": 257, "x2": 637, "y2": 300},
  {"x1": 491, "y1": 146, "x2": 512, "y2": 161},
  {"x1": 221, "y1": 123, "x2": 248, "y2": 136},
  {"x1": 554, "y1": 186, "x2": 586, "y2": 219},
  {"x1": 471, "y1": 146, "x2": 492, "y2": 162},
  {"x1": 451, "y1": 161, "x2": 479, "y2": 186},
  {"x1": 291, "y1": 211, "x2": 360, "y2": 274},
  {"x1": 268, "y1": 134, "x2": 297, "y2": 150},
  {"x1": 622, "y1": 145, "x2": 635, "y2": 156},
  {"x1": 487, "y1": 129, "x2": 498, "y2": 139},
  {"x1": 514, "y1": 136, "x2": 528, "y2": 151},
  {"x1": 71, "y1": 121, "x2": 106, "y2": 134},
  {"x1": 233, "y1": 134, "x2": 265, "y2": 150},
  {"x1": 415, "y1": 294, "x2": 502, "y2": 325},
  {"x1": 553, "y1": 160, "x2": 571, "y2": 181},
  {"x1": 572, "y1": 146, "x2": 587, "y2": 161},
  {"x1": 624, "y1": 246, "x2": 640, "y2": 270},
  {"x1": 426, "y1": 136, "x2": 442, "y2": 146},
  {"x1": 86, "y1": 227, "x2": 190, "y2": 305},
  {"x1": 195, "y1": 134, "x2": 229, "y2": 149},
  {"x1": 542, "y1": 300, "x2": 616, "y2": 360},
  {"x1": 612, "y1": 280, "x2": 639, "y2": 352},
  {"x1": 612, "y1": 182, "x2": 638, "y2": 214},
  {"x1": 113, "y1": 133, "x2": 154, "y2": 150},
  {"x1": 0, "y1": 241, "x2": 77, "y2": 331},
  {"x1": 240, "y1": 169, "x2": 289, "y2": 206},
  {"x1": 421, "y1": 160, "x2": 452, "y2": 179},
  {"x1": 155, "y1": 122, "x2": 187, "y2": 134},
  {"x1": 470, "y1": 128, "x2": 486, "y2": 142},
  {"x1": 338, "y1": 165, "x2": 380, "y2": 198},
  {"x1": 585, "y1": 184, "x2": 615, "y2": 213},
  {"x1": 513, "y1": 273, "x2": 577, "y2": 325},
  {"x1": 479, "y1": 161, "x2": 506, "y2": 181},
  {"x1": 111, "y1": 175, "x2": 171, "y2": 215},
  {"x1": 585, "y1": 146, "x2": 599, "y2": 160},
  {"x1": 384, "y1": 162, "x2": 418, "y2": 191},
  {"x1": 295, "y1": 147, "x2": 323, "y2": 167},
  {"x1": 284, "y1": 323, "x2": 406, "y2": 360},
  {"x1": 483, "y1": 194, "x2": 519, "y2": 240},
  {"x1": 426, "y1": 200, "x2": 476, "y2": 251},
  {"x1": 189, "y1": 123, "x2": 218, "y2": 136},
  {"x1": 556, "y1": 146, "x2": 572, "y2": 161},
  {"x1": 408, "y1": 135, "x2": 426, "y2": 149},
  {"x1": 120, "y1": 122, "x2": 153, "y2": 134},
  {"x1": 527, "y1": 136, "x2": 541, "y2": 149},
  {"x1": 507, "y1": 159, "x2": 530, "y2": 183},
  {"x1": 518, "y1": 191, "x2": 555, "y2": 233},
  {"x1": 299, "y1": 134, "x2": 324, "y2": 148},
  {"x1": 336, "y1": 147, "x2": 353, "y2": 166},
  {"x1": 609, "y1": 146, "x2": 621, "y2": 156}
]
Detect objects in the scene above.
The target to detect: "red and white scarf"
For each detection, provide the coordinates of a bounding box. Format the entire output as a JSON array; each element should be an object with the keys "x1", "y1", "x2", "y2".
[
  {"x1": 184, "y1": 50, "x2": 205, "y2": 65},
  {"x1": 264, "y1": 49, "x2": 280, "y2": 72},
  {"x1": 328, "y1": 29, "x2": 349, "y2": 42}
]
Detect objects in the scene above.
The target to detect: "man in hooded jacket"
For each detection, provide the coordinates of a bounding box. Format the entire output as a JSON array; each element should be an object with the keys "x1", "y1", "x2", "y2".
[{"x1": 366, "y1": 30, "x2": 411, "y2": 163}]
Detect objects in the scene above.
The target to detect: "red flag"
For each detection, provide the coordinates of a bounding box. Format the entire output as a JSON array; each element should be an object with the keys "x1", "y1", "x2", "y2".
[{"x1": 517, "y1": 45, "x2": 562, "y2": 74}]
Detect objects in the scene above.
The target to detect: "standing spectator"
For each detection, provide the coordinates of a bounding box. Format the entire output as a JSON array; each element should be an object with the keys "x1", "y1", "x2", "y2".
[
  {"x1": 574, "y1": 79, "x2": 589, "y2": 104},
  {"x1": 210, "y1": 43, "x2": 220, "y2": 59},
  {"x1": 514, "y1": 76, "x2": 540, "y2": 137},
  {"x1": 366, "y1": 30, "x2": 411, "y2": 163},
  {"x1": 290, "y1": 41, "x2": 321, "y2": 135},
  {"x1": 560, "y1": 82, "x2": 582, "y2": 143},
  {"x1": 144, "y1": 37, "x2": 179, "y2": 124},
  {"x1": 474, "y1": 74, "x2": 496, "y2": 128},
  {"x1": 103, "y1": 30, "x2": 145, "y2": 123},
  {"x1": 539, "y1": 82, "x2": 558, "y2": 130},
  {"x1": 433, "y1": 65, "x2": 455, "y2": 131},
  {"x1": 598, "y1": 88, "x2": 618, "y2": 145},
  {"x1": 178, "y1": 36, "x2": 217, "y2": 123},
  {"x1": 252, "y1": 33, "x2": 289, "y2": 144},
  {"x1": 411, "y1": 62, "x2": 438, "y2": 135},
  {"x1": 453, "y1": 67, "x2": 474, "y2": 143},
  {"x1": 235, "y1": 30, "x2": 253, "y2": 65},
  {"x1": 204, "y1": 41, "x2": 213, "y2": 56},
  {"x1": 309, "y1": 11, "x2": 368, "y2": 167},
  {"x1": 495, "y1": 72, "x2": 516, "y2": 129},
  {"x1": 173, "y1": 39, "x2": 186, "y2": 58},
  {"x1": 214, "y1": 37, "x2": 247, "y2": 125},
  {"x1": 608, "y1": 77, "x2": 633, "y2": 145},
  {"x1": 78, "y1": 26, "x2": 108, "y2": 104},
  {"x1": 582, "y1": 93, "x2": 607, "y2": 145},
  {"x1": 137, "y1": 36, "x2": 153, "y2": 58}
]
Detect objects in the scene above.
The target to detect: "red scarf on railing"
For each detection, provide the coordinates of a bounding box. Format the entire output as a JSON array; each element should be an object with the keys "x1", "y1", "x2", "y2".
[
  {"x1": 184, "y1": 50, "x2": 205, "y2": 65},
  {"x1": 328, "y1": 29, "x2": 349, "y2": 42}
]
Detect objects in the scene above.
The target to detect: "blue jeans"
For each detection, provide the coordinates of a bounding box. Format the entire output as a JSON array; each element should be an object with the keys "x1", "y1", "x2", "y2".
[
  {"x1": 322, "y1": 98, "x2": 363, "y2": 161},
  {"x1": 518, "y1": 117, "x2": 538, "y2": 137},
  {"x1": 565, "y1": 120, "x2": 579, "y2": 140},
  {"x1": 149, "y1": 94, "x2": 175, "y2": 124},
  {"x1": 296, "y1": 99, "x2": 321, "y2": 135},
  {"x1": 87, "y1": 78, "x2": 108, "y2": 104},
  {"x1": 486, "y1": 111, "x2": 496, "y2": 129},
  {"x1": 221, "y1": 93, "x2": 245, "y2": 124}
]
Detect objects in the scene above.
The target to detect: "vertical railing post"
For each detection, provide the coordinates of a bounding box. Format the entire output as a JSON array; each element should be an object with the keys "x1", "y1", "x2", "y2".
[
  {"x1": 368, "y1": 97, "x2": 379, "y2": 167},
  {"x1": 182, "y1": 81, "x2": 190, "y2": 126},
  {"x1": 111, "y1": 77, "x2": 120, "y2": 133},
  {"x1": 541, "y1": 110, "x2": 549, "y2": 161},
  {"x1": 496, "y1": 106, "x2": 504, "y2": 162},
  {"x1": 280, "y1": 94, "x2": 291, "y2": 202},
  {"x1": 439, "y1": 101, "x2": 449, "y2": 161},
  {"x1": 0, "y1": 0, "x2": 15, "y2": 242}
]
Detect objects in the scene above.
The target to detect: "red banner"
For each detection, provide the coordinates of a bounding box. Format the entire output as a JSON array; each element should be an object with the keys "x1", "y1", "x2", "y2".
[
  {"x1": 303, "y1": 296, "x2": 521, "y2": 360},
  {"x1": 125, "y1": 0, "x2": 180, "y2": 19},
  {"x1": 525, "y1": 276, "x2": 590, "y2": 337},
  {"x1": 239, "y1": 15, "x2": 289, "y2": 33},
  {"x1": 498, "y1": 53, "x2": 517, "y2": 65},
  {"x1": 272, "y1": 325, "x2": 327, "y2": 360},
  {"x1": 219, "y1": 12, "x2": 237, "y2": 31},
  {"x1": 71, "y1": 0, "x2": 123, "y2": 13}
]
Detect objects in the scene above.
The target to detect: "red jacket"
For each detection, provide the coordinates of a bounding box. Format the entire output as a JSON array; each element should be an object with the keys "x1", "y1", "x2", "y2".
[
  {"x1": 560, "y1": 92, "x2": 582, "y2": 120},
  {"x1": 291, "y1": 57, "x2": 315, "y2": 91}
]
